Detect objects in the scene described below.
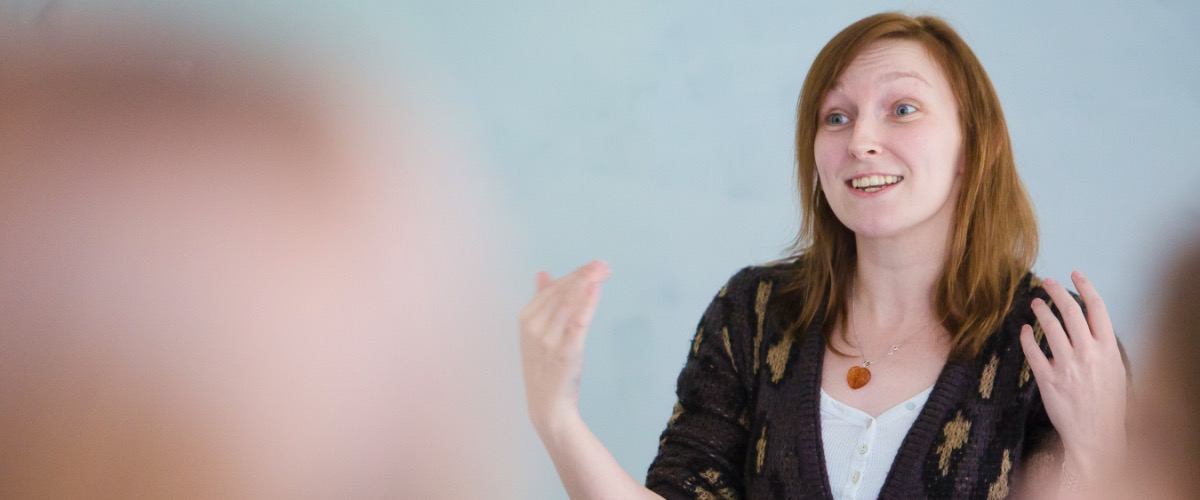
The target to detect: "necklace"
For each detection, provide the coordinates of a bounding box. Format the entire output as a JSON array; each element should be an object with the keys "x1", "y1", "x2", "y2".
[{"x1": 846, "y1": 313, "x2": 940, "y2": 390}]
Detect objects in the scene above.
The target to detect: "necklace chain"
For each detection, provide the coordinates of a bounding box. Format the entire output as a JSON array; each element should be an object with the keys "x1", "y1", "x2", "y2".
[{"x1": 850, "y1": 314, "x2": 940, "y2": 368}]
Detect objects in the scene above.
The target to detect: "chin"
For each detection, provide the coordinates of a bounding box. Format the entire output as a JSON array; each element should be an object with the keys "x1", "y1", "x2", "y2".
[
  {"x1": 836, "y1": 203, "x2": 955, "y2": 243},
  {"x1": 841, "y1": 218, "x2": 908, "y2": 239}
]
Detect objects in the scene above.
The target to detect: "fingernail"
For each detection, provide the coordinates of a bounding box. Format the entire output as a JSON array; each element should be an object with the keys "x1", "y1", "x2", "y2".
[{"x1": 1044, "y1": 278, "x2": 1057, "y2": 287}]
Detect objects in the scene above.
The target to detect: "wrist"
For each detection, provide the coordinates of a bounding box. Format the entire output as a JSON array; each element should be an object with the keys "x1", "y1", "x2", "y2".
[
  {"x1": 1059, "y1": 460, "x2": 1085, "y2": 494},
  {"x1": 532, "y1": 406, "x2": 585, "y2": 448},
  {"x1": 1062, "y1": 439, "x2": 1126, "y2": 483}
]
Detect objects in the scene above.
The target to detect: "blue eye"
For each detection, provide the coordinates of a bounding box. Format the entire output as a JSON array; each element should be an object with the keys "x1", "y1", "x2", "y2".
[
  {"x1": 895, "y1": 104, "x2": 918, "y2": 116},
  {"x1": 826, "y1": 113, "x2": 849, "y2": 126}
]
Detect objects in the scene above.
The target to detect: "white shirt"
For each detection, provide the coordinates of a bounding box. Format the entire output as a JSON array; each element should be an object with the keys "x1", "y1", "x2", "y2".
[{"x1": 820, "y1": 386, "x2": 933, "y2": 500}]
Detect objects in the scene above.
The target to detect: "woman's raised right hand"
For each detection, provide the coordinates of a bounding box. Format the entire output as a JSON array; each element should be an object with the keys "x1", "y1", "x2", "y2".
[{"x1": 519, "y1": 260, "x2": 610, "y2": 435}]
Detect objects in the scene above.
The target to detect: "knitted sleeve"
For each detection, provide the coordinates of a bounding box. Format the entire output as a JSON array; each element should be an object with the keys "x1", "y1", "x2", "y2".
[{"x1": 645, "y1": 268, "x2": 760, "y2": 499}]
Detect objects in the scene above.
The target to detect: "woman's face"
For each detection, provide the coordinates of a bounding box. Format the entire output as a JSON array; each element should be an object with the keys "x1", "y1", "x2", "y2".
[{"x1": 814, "y1": 39, "x2": 964, "y2": 241}]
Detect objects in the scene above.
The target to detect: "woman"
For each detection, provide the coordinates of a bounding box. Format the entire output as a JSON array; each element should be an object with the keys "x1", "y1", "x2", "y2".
[{"x1": 520, "y1": 13, "x2": 1126, "y2": 498}]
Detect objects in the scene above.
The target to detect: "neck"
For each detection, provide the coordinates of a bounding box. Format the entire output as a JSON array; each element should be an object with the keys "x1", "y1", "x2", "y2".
[{"x1": 850, "y1": 224, "x2": 950, "y2": 330}]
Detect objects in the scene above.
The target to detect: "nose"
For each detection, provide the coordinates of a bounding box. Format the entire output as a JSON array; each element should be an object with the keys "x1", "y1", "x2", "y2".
[{"x1": 848, "y1": 116, "x2": 881, "y2": 158}]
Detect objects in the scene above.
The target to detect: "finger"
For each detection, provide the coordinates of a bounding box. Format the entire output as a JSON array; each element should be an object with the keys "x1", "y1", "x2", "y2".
[
  {"x1": 579, "y1": 259, "x2": 610, "y2": 282},
  {"x1": 543, "y1": 260, "x2": 608, "y2": 296},
  {"x1": 1019, "y1": 323, "x2": 1053, "y2": 380},
  {"x1": 1072, "y1": 270, "x2": 1115, "y2": 342},
  {"x1": 564, "y1": 280, "x2": 604, "y2": 349},
  {"x1": 521, "y1": 281, "x2": 571, "y2": 337},
  {"x1": 522, "y1": 264, "x2": 593, "y2": 329},
  {"x1": 567, "y1": 259, "x2": 610, "y2": 281},
  {"x1": 1042, "y1": 277, "x2": 1093, "y2": 349},
  {"x1": 544, "y1": 263, "x2": 610, "y2": 337},
  {"x1": 1031, "y1": 297, "x2": 1073, "y2": 360},
  {"x1": 521, "y1": 261, "x2": 606, "y2": 322},
  {"x1": 521, "y1": 274, "x2": 562, "y2": 325}
]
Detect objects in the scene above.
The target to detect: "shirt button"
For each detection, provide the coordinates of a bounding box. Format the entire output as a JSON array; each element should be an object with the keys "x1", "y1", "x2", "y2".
[
  {"x1": 858, "y1": 444, "x2": 868, "y2": 454},
  {"x1": 905, "y1": 402, "x2": 916, "y2": 411},
  {"x1": 851, "y1": 471, "x2": 861, "y2": 483}
]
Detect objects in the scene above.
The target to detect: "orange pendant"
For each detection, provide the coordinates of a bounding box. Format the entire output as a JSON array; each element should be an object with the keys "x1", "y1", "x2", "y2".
[{"x1": 847, "y1": 366, "x2": 871, "y2": 389}]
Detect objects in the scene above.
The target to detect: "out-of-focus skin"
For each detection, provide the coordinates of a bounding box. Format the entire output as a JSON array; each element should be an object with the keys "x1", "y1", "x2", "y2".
[
  {"x1": 0, "y1": 15, "x2": 517, "y2": 500},
  {"x1": 1113, "y1": 239, "x2": 1200, "y2": 499}
]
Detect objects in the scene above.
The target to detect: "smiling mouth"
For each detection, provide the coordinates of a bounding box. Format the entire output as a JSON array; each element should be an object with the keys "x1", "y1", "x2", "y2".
[{"x1": 848, "y1": 175, "x2": 903, "y2": 193}]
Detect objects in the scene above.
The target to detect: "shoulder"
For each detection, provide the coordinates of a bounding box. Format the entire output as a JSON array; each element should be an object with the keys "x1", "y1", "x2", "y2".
[
  {"x1": 725, "y1": 258, "x2": 799, "y2": 287},
  {"x1": 708, "y1": 259, "x2": 800, "y2": 305},
  {"x1": 1008, "y1": 271, "x2": 1128, "y2": 368},
  {"x1": 970, "y1": 273, "x2": 1048, "y2": 356},
  {"x1": 694, "y1": 259, "x2": 805, "y2": 342},
  {"x1": 1004, "y1": 272, "x2": 1087, "y2": 335},
  {"x1": 967, "y1": 271, "x2": 1097, "y2": 394}
]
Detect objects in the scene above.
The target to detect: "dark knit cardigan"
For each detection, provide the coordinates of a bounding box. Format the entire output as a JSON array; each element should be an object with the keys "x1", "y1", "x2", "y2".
[{"x1": 646, "y1": 262, "x2": 1066, "y2": 499}]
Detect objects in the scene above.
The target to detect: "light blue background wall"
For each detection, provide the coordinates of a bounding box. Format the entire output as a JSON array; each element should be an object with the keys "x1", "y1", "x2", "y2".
[
  {"x1": 39, "y1": 1, "x2": 1200, "y2": 497},
  {"x1": 382, "y1": 3, "x2": 1199, "y2": 497}
]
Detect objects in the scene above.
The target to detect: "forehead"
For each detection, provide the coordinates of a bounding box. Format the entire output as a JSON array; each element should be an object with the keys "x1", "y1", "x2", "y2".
[{"x1": 830, "y1": 39, "x2": 948, "y2": 94}]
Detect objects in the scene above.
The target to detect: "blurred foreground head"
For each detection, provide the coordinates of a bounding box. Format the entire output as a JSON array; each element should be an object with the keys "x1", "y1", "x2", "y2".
[
  {"x1": 0, "y1": 14, "x2": 517, "y2": 499},
  {"x1": 1126, "y1": 236, "x2": 1200, "y2": 499}
]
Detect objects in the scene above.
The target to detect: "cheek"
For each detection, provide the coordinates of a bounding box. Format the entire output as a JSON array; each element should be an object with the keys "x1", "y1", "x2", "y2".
[
  {"x1": 895, "y1": 123, "x2": 962, "y2": 175},
  {"x1": 813, "y1": 133, "x2": 843, "y2": 181},
  {"x1": 931, "y1": 124, "x2": 964, "y2": 168}
]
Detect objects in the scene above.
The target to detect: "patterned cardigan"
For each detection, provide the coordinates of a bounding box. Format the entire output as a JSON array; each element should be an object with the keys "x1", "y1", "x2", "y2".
[{"x1": 645, "y1": 262, "x2": 1069, "y2": 499}]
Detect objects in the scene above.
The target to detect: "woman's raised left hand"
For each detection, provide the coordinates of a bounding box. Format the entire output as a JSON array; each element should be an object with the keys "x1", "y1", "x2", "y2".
[{"x1": 1019, "y1": 270, "x2": 1127, "y2": 483}]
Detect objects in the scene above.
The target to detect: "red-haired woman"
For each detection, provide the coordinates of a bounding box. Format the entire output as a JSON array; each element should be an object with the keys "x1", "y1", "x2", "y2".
[{"x1": 520, "y1": 13, "x2": 1127, "y2": 499}]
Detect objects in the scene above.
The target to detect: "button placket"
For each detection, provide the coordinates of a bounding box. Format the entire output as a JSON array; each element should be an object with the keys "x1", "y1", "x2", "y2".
[{"x1": 843, "y1": 417, "x2": 877, "y2": 496}]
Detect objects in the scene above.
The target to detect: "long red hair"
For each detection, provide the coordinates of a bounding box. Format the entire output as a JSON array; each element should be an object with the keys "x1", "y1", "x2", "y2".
[{"x1": 782, "y1": 12, "x2": 1038, "y2": 360}]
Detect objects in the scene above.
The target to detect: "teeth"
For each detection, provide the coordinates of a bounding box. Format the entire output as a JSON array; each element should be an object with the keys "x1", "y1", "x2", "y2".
[{"x1": 851, "y1": 175, "x2": 901, "y2": 189}]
